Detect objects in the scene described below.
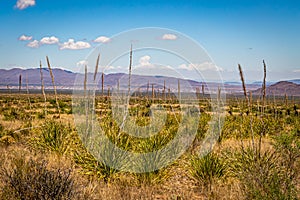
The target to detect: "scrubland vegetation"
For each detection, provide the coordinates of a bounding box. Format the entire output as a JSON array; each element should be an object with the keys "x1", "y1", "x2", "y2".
[
  {"x1": 0, "y1": 57, "x2": 299, "y2": 199},
  {"x1": 0, "y1": 90, "x2": 299, "y2": 199}
]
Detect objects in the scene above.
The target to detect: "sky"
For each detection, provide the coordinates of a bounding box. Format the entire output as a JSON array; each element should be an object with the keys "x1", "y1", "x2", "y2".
[{"x1": 0, "y1": 0, "x2": 300, "y2": 82}]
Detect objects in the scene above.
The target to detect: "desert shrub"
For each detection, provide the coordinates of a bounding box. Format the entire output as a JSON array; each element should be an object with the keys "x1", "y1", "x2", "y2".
[
  {"x1": 221, "y1": 115, "x2": 285, "y2": 140},
  {"x1": 33, "y1": 120, "x2": 72, "y2": 155},
  {"x1": 0, "y1": 123, "x2": 4, "y2": 140},
  {"x1": 3, "y1": 107, "x2": 30, "y2": 121},
  {"x1": 36, "y1": 111, "x2": 46, "y2": 119},
  {"x1": 49, "y1": 99, "x2": 57, "y2": 106},
  {"x1": 189, "y1": 152, "x2": 227, "y2": 192},
  {"x1": 3, "y1": 108, "x2": 19, "y2": 121},
  {"x1": 134, "y1": 168, "x2": 171, "y2": 186},
  {"x1": 73, "y1": 123, "x2": 122, "y2": 183},
  {"x1": 74, "y1": 148, "x2": 120, "y2": 183},
  {"x1": 0, "y1": 156, "x2": 78, "y2": 200},
  {"x1": 0, "y1": 128, "x2": 17, "y2": 146},
  {"x1": 58, "y1": 100, "x2": 71, "y2": 114},
  {"x1": 230, "y1": 147, "x2": 298, "y2": 200},
  {"x1": 132, "y1": 138, "x2": 174, "y2": 185},
  {"x1": 0, "y1": 135, "x2": 15, "y2": 146},
  {"x1": 273, "y1": 131, "x2": 300, "y2": 198},
  {"x1": 0, "y1": 123, "x2": 4, "y2": 134},
  {"x1": 273, "y1": 131, "x2": 300, "y2": 165},
  {"x1": 196, "y1": 112, "x2": 211, "y2": 140},
  {"x1": 254, "y1": 115, "x2": 285, "y2": 137}
]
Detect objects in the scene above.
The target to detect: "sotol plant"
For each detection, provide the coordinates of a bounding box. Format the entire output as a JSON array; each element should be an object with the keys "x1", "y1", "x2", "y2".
[{"x1": 189, "y1": 152, "x2": 227, "y2": 193}]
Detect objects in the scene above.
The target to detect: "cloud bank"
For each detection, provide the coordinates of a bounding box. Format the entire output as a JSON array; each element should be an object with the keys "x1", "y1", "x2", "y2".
[
  {"x1": 162, "y1": 34, "x2": 177, "y2": 40},
  {"x1": 40, "y1": 36, "x2": 59, "y2": 45},
  {"x1": 27, "y1": 40, "x2": 39, "y2": 48},
  {"x1": 15, "y1": 0, "x2": 36, "y2": 10},
  {"x1": 94, "y1": 36, "x2": 111, "y2": 43},
  {"x1": 18, "y1": 35, "x2": 33, "y2": 41},
  {"x1": 59, "y1": 39, "x2": 91, "y2": 50},
  {"x1": 178, "y1": 62, "x2": 223, "y2": 72}
]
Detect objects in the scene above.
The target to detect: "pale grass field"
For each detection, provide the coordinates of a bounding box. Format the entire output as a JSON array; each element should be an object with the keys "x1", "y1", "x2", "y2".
[{"x1": 0, "y1": 93, "x2": 299, "y2": 199}]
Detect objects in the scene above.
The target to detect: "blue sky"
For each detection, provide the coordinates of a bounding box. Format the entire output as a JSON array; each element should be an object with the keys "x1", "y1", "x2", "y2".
[{"x1": 0, "y1": 0, "x2": 300, "y2": 82}]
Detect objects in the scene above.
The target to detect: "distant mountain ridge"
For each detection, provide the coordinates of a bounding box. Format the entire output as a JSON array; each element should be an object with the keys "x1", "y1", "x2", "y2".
[
  {"x1": 0, "y1": 68, "x2": 76, "y2": 87},
  {"x1": 288, "y1": 79, "x2": 300, "y2": 84},
  {"x1": 0, "y1": 68, "x2": 298, "y2": 96},
  {"x1": 252, "y1": 81, "x2": 300, "y2": 96}
]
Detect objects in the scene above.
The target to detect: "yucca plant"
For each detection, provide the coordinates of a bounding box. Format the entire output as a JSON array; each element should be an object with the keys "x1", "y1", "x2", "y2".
[
  {"x1": 189, "y1": 152, "x2": 227, "y2": 193},
  {"x1": 74, "y1": 149, "x2": 120, "y2": 184},
  {"x1": 74, "y1": 121, "x2": 129, "y2": 183},
  {"x1": 132, "y1": 137, "x2": 173, "y2": 185},
  {"x1": 273, "y1": 132, "x2": 300, "y2": 193},
  {"x1": 34, "y1": 119, "x2": 72, "y2": 155},
  {"x1": 228, "y1": 146, "x2": 298, "y2": 200},
  {"x1": 133, "y1": 167, "x2": 171, "y2": 186}
]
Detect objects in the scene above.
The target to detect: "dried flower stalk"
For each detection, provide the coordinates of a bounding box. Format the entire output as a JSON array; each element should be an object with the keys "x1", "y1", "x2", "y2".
[{"x1": 46, "y1": 56, "x2": 60, "y2": 117}]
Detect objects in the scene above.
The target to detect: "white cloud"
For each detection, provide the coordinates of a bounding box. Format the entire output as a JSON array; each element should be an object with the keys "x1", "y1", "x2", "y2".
[
  {"x1": 27, "y1": 40, "x2": 39, "y2": 48},
  {"x1": 76, "y1": 60, "x2": 88, "y2": 67},
  {"x1": 293, "y1": 69, "x2": 300, "y2": 73},
  {"x1": 94, "y1": 36, "x2": 111, "y2": 43},
  {"x1": 19, "y1": 34, "x2": 32, "y2": 41},
  {"x1": 15, "y1": 0, "x2": 35, "y2": 10},
  {"x1": 162, "y1": 34, "x2": 177, "y2": 40},
  {"x1": 178, "y1": 64, "x2": 192, "y2": 71},
  {"x1": 178, "y1": 62, "x2": 223, "y2": 72},
  {"x1": 139, "y1": 55, "x2": 152, "y2": 67},
  {"x1": 105, "y1": 65, "x2": 122, "y2": 70},
  {"x1": 60, "y1": 39, "x2": 91, "y2": 50},
  {"x1": 40, "y1": 36, "x2": 59, "y2": 45}
]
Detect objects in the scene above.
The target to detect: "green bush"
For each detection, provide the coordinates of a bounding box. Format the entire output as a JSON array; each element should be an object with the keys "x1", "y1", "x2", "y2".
[
  {"x1": 196, "y1": 113, "x2": 211, "y2": 140},
  {"x1": 3, "y1": 107, "x2": 30, "y2": 121},
  {"x1": 34, "y1": 120, "x2": 72, "y2": 155},
  {"x1": 230, "y1": 147, "x2": 298, "y2": 200},
  {"x1": 134, "y1": 168, "x2": 171, "y2": 186},
  {"x1": 189, "y1": 152, "x2": 227, "y2": 192}
]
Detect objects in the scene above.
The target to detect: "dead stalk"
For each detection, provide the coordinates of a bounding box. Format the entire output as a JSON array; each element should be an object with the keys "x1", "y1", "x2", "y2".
[
  {"x1": 46, "y1": 56, "x2": 60, "y2": 117},
  {"x1": 117, "y1": 79, "x2": 120, "y2": 94},
  {"x1": 238, "y1": 64, "x2": 255, "y2": 150},
  {"x1": 238, "y1": 64, "x2": 249, "y2": 104},
  {"x1": 249, "y1": 91, "x2": 253, "y2": 110},
  {"x1": 152, "y1": 84, "x2": 155, "y2": 102},
  {"x1": 39, "y1": 61, "x2": 47, "y2": 116},
  {"x1": 84, "y1": 65, "x2": 87, "y2": 98},
  {"x1": 7, "y1": 85, "x2": 10, "y2": 93},
  {"x1": 128, "y1": 45, "x2": 133, "y2": 97},
  {"x1": 178, "y1": 79, "x2": 181, "y2": 102},
  {"x1": 147, "y1": 81, "x2": 150, "y2": 99},
  {"x1": 196, "y1": 87, "x2": 200, "y2": 101},
  {"x1": 285, "y1": 93, "x2": 288, "y2": 108},
  {"x1": 120, "y1": 45, "x2": 133, "y2": 130},
  {"x1": 262, "y1": 60, "x2": 267, "y2": 112},
  {"x1": 101, "y1": 72, "x2": 104, "y2": 96},
  {"x1": 259, "y1": 60, "x2": 267, "y2": 156},
  {"x1": 94, "y1": 54, "x2": 100, "y2": 82},
  {"x1": 19, "y1": 74, "x2": 22, "y2": 93},
  {"x1": 163, "y1": 80, "x2": 166, "y2": 102},
  {"x1": 25, "y1": 73, "x2": 32, "y2": 121}
]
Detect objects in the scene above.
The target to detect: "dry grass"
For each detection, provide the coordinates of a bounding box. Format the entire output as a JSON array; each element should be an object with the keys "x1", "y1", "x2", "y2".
[{"x1": 0, "y1": 88, "x2": 299, "y2": 199}]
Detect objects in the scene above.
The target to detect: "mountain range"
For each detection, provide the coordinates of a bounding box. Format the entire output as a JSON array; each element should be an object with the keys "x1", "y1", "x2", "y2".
[
  {"x1": 252, "y1": 81, "x2": 300, "y2": 96},
  {"x1": 0, "y1": 68, "x2": 299, "y2": 96}
]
